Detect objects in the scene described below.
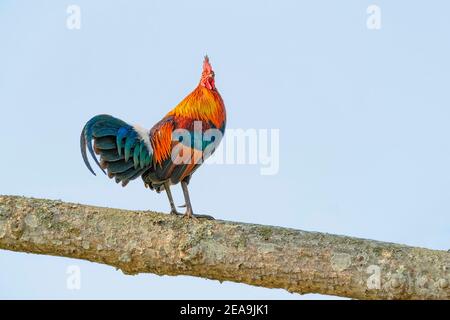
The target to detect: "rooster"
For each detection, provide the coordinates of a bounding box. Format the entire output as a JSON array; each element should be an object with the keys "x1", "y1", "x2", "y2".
[{"x1": 80, "y1": 56, "x2": 226, "y2": 219}]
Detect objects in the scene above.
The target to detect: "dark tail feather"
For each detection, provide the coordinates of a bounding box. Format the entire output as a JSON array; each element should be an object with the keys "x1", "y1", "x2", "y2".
[
  {"x1": 80, "y1": 115, "x2": 123, "y2": 176},
  {"x1": 80, "y1": 115, "x2": 111, "y2": 176},
  {"x1": 80, "y1": 127, "x2": 99, "y2": 176},
  {"x1": 80, "y1": 114, "x2": 153, "y2": 187}
]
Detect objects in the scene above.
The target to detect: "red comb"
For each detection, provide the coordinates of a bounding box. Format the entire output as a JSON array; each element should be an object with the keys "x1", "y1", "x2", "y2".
[{"x1": 203, "y1": 55, "x2": 212, "y2": 73}]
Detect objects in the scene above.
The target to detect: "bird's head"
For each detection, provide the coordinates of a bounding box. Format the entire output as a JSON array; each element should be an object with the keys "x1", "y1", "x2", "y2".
[{"x1": 200, "y1": 55, "x2": 216, "y2": 90}]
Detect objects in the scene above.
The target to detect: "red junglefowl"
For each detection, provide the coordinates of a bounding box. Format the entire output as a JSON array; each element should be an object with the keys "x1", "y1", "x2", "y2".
[{"x1": 80, "y1": 56, "x2": 226, "y2": 219}]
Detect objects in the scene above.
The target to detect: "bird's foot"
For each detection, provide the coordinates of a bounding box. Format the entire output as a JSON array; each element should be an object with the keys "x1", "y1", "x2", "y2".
[
  {"x1": 182, "y1": 209, "x2": 214, "y2": 220},
  {"x1": 182, "y1": 208, "x2": 196, "y2": 220},
  {"x1": 170, "y1": 209, "x2": 182, "y2": 216},
  {"x1": 194, "y1": 213, "x2": 215, "y2": 220}
]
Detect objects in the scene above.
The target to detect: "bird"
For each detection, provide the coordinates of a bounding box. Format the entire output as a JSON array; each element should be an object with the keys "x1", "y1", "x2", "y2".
[{"x1": 80, "y1": 56, "x2": 226, "y2": 219}]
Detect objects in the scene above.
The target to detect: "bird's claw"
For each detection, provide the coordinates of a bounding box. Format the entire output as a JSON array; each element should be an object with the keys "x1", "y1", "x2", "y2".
[
  {"x1": 182, "y1": 211, "x2": 215, "y2": 220},
  {"x1": 183, "y1": 213, "x2": 198, "y2": 221},
  {"x1": 195, "y1": 213, "x2": 215, "y2": 220},
  {"x1": 170, "y1": 208, "x2": 213, "y2": 220},
  {"x1": 182, "y1": 209, "x2": 196, "y2": 220}
]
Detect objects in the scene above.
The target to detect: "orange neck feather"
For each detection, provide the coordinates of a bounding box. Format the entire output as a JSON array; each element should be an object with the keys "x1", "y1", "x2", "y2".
[{"x1": 167, "y1": 86, "x2": 226, "y2": 128}]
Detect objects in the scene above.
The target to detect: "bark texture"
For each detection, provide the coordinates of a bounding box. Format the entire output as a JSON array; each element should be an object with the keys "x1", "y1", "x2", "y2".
[{"x1": 0, "y1": 195, "x2": 448, "y2": 299}]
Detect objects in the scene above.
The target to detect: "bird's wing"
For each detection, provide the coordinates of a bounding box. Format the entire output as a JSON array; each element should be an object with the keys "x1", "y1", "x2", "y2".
[
  {"x1": 80, "y1": 114, "x2": 153, "y2": 186},
  {"x1": 149, "y1": 116, "x2": 220, "y2": 184}
]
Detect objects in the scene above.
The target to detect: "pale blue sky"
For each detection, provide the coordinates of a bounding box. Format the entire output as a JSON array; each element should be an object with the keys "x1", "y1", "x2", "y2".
[{"x1": 0, "y1": 0, "x2": 449, "y2": 299}]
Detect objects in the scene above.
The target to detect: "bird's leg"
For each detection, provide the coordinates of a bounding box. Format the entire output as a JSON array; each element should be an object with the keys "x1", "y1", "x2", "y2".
[
  {"x1": 165, "y1": 182, "x2": 181, "y2": 215},
  {"x1": 181, "y1": 180, "x2": 214, "y2": 220},
  {"x1": 181, "y1": 180, "x2": 194, "y2": 219}
]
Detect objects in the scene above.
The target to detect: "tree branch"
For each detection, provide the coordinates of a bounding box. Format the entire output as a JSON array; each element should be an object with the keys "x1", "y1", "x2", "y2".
[{"x1": 0, "y1": 195, "x2": 448, "y2": 299}]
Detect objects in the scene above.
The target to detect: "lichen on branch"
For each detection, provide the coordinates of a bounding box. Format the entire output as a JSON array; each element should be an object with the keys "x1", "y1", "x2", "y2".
[{"x1": 0, "y1": 195, "x2": 448, "y2": 299}]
